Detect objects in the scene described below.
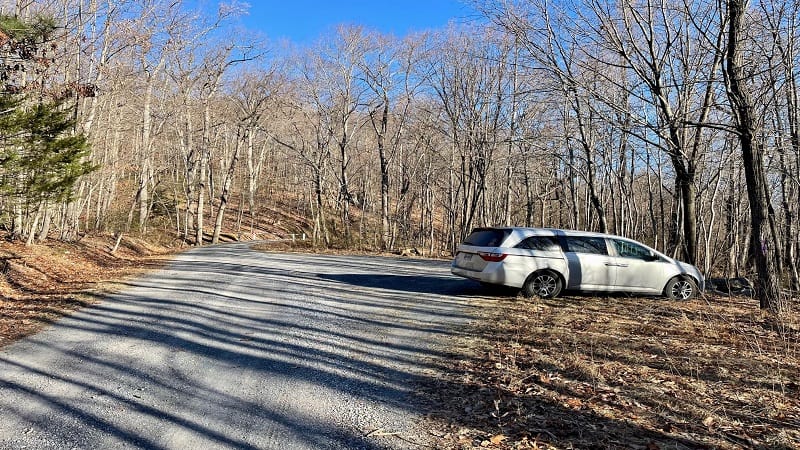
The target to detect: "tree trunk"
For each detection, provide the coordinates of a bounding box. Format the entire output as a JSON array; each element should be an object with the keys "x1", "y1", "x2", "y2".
[
  {"x1": 569, "y1": 89, "x2": 607, "y2": 233},
  {"x1": 314, "y1": 168, "x2": 330, "y2": 247},
  {"x1": 246, "y1": 131, "x2": 263, "y2": 234},
  {"x1": 680, "y1": 179, "x2": 697, "y2": 264},
  {"x1": 212, "y1": 132, "x2": 242, "y2": 244},
  {"x1": 372, "y1": 98, "x2": 391, "y2": 250},
  {"x1": 37, "y1": 204, "x2": 52, "y2": 243},
  {"x1": 182, "y1": 101, "x2": 197, "y2": 243},
  {"x1": 195, "y1": 98, "x2": 213, "y2": 246},
  {"x1": 138, "y1": 73, "x2": 156, "y2": 232},
  {"x1": 724, "y1": 0, "x2": 785, "y2": 313},
  {"x1": 25, "y1": 204, "x2": 42, "y2": 246}
]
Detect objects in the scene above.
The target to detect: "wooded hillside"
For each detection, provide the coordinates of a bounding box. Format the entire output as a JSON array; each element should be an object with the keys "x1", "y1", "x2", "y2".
[{"x1": 0, "y1": 0, "x2": 797, "y2": 312}]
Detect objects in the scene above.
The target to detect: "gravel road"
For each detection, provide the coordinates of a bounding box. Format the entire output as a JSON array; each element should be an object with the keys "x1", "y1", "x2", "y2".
[{"x1": 0, "y1": 243, "x2": 475, "y2": 449}]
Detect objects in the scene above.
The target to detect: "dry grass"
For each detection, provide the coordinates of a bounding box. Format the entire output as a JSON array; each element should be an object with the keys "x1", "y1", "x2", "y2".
[{"x1": 425, "y1": 292, "x2": 800, "y2": 449}]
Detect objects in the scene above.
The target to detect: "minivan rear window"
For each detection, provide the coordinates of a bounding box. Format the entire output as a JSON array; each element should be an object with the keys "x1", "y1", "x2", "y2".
[
  {"x1": 515, "y1": 236, "x2": 561, "y2": 251},
  {"x1": 463, "y1": 228, "x2": 511, "y2": 247}
]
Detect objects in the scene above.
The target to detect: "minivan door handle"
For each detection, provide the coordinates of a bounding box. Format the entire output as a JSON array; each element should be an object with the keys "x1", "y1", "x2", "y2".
[{"x1": 604, "y1": 262, "x2": 628, "y2": 267}]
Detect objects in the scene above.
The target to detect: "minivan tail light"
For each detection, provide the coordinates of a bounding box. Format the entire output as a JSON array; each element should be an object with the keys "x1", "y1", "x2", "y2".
[{"x1": 478, "y1": 252, "x2": 507, "y2": 262}]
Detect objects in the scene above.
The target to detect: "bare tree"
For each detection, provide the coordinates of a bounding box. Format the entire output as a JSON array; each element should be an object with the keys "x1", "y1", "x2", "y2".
[
  {"x1": 212, "y1": 67, "x2": 275, "y2": 244},
  {"x1": 761, "y1": 0, "x2": 800, "y2": 292},
  {"x1": 311, "y1": 27, "x2": 370, "y2": 242},
  {"x1": 426, "y1": 27, "x2": 512, "y2": 242},
  {"x1": 272, "y1": 51, "x2": 338, "y2": 246},
  {"x1": 359, "y1": 31, "x2": 424, "y2": 249},
  {"x1": 119, "y1": 0, "x2": 188, "y2": 233},
  {"x1": 723, "y1": 0, "x2": 785, "y2": 312}
]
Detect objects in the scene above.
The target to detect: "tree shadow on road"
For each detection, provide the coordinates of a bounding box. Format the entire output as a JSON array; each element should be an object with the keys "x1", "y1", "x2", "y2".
[{"x1": 0, "y1": 249, "x2": 737, "y2": 449}]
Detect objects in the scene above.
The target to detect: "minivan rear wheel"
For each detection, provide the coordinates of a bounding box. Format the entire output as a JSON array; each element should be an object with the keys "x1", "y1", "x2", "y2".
[
  {"x1": 523, "y1": 271, "x2": 563, "y2": 299},
  {"x1": 664, "y1": 277, "x2": 697, "y2": 300}
]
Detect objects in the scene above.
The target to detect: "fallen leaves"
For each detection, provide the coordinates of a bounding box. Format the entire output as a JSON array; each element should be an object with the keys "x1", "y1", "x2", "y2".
[
  {"x1": 482, "y1": 434, "x2": 507, "y2": 446},
  {"x1": 564, "y1": 398, "x2": 583, "y2": 410},
  {"x1": 0, "y1": 236, "x2": 170, "y2": 348},
  {"x1": 424, "y1": 293, "x2": 800, "y2": 449}
]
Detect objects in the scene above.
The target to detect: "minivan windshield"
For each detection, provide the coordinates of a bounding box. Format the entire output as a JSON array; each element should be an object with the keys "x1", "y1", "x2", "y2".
[{"x1": 463, "y1": 228, "x2": 511, "y2": 247}]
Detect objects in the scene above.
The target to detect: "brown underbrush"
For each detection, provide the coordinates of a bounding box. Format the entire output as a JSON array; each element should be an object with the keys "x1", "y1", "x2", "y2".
[{"x1": 425, "y1": 292, "x2": 800, "y2": 449}]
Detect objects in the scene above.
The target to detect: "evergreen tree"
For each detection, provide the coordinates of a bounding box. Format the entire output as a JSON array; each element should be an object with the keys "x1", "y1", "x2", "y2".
[
  {"x1": 0, "y1": 14, "x2": 96, "y2": 239},
  {"x1": 0, "y1": 94, "x2": 23, "y2": 198},
  {"x1": 16, "y1": 100, "x2": 96, "y2": 203}
]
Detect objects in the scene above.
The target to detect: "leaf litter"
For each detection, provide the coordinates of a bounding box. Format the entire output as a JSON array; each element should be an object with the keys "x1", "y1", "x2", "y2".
[
  {"x1": 0, "y1": 236, "x2": 170, "y2": 348},
  {"x1": 422, "y1": 290, "x2": 800, "y2": 449}
]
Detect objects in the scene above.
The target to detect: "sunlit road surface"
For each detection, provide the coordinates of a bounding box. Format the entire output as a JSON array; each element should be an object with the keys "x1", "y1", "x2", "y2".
[{"x1": 0, "y1": 244, "x2": 473, "y2": 449}]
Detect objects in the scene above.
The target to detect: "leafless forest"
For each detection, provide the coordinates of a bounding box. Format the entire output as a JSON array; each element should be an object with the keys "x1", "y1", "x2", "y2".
[{"x1": 0, "y1": 0, "x2": 798, "y2": 311}]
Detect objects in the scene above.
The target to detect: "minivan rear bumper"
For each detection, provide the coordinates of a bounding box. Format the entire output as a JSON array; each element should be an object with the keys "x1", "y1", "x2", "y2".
[{"x1": 451, "y1": 264, "x2": 520, "y2": 287}]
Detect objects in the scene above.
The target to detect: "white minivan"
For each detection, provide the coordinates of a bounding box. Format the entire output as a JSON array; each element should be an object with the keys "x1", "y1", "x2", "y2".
[{"x1": 451, "y1": 227, "x2": 704, "y2": 300}]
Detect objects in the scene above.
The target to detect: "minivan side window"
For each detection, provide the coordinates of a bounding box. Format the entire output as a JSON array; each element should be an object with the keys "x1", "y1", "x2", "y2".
[
  {"x1": 611, "y1": 239, "x2": 653, "y2": 260},
  {"x1": 564, "y1": 236, "x2": 608, "y2": 255},
  {"x1": 464, "y1": 229, "x2": 511, "y2": 247},
  {"x1": 515, "y1": 236, "x2": 560, "y2": 251}
]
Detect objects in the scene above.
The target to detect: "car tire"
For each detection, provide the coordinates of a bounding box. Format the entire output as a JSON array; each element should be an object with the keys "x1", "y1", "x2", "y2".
[
  {"x1": 523, "y1": 271, "x2": 563, "y2": 299},
  {"x1": 664, "y1": 277, "x2": 698, "y2": 300}
]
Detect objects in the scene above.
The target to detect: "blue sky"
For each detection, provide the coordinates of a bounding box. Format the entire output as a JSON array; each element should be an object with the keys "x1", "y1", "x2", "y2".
[{"x1": 232, "y1": 0, "x2": 472, "y2": 43}]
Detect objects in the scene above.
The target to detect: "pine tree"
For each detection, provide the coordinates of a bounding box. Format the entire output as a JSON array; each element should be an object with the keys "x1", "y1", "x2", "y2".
[
  {"x1": 0, "y1": 14, "x2": 96, "y2": 240},
  {"x1": 16, "y1": 100, "x2": 95, "y2": 204},
  {"x1": 0, "y1": 94, "x2": 23, "y2": 197}
]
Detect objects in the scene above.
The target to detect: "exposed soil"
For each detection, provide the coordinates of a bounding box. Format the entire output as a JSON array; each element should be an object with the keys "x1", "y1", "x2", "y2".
[{"x1": 423, "y1": 291, "x2": 800, "y2": 449}]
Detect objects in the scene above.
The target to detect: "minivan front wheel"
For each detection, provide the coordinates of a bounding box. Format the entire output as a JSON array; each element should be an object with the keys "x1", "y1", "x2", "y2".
[
  {"x1": 523, "y1": 271, "x2": 563, "y2": 299},
  {"x1": 665, "y1": 277, "x2": 698, "y2": 300}
]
